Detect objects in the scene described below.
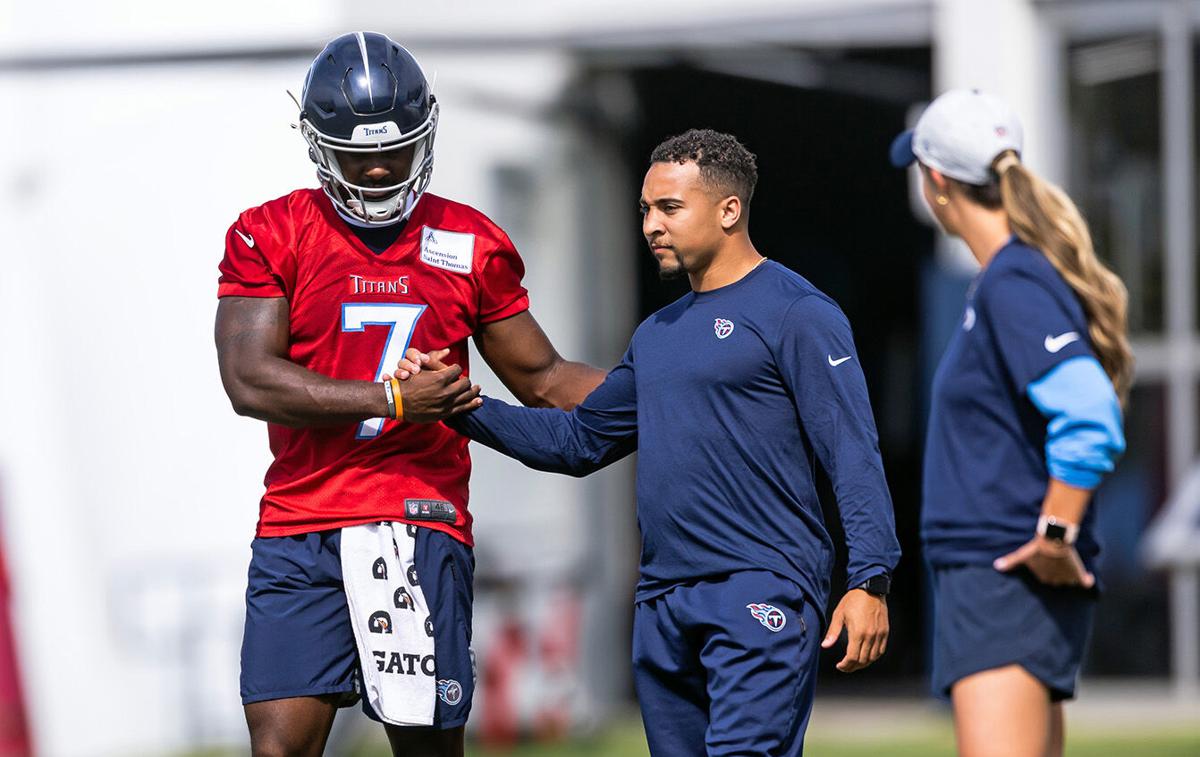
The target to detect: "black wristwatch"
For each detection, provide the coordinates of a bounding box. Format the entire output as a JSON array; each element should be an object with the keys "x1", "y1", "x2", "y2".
[
  {"x1": 1036, "y1": 515, "x2": 1079, "y2": 545},
  {"x1": 854, "y1": 573, "x2": 891, "y2": 597}
]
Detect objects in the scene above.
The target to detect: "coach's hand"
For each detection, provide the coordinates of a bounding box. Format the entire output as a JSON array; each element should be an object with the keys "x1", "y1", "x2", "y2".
[
  {"x1": 994, "y1": 536, "x2": 1095, "y2": 589},
  {"x1": 395, "y1": 348, "x2": 450, "y2": 379},
  {"x1": 396, "y1": 357, "x2": 481, "y2": 422},
  {"x1": 822, "y1": 590, "x2": 889, "y2": 673}
]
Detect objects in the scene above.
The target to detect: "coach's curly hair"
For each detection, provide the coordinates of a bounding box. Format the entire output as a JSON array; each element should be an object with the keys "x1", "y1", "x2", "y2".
[{"x1": 650, "y1": 129, "x2": 758, "y2": 203}]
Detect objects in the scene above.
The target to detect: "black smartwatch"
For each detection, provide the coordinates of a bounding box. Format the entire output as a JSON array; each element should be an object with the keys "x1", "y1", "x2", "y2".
[
  {"x1": 1036, "y1": 515, "x2": 1079, "y2": 545},
  {"x1": 854, "y1": 573, "x2": 891, "y2": 597}
]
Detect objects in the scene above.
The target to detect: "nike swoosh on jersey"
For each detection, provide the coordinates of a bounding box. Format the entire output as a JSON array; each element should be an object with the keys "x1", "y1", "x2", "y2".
[
  {"x1": 1044, "y1": 331, "x2": 1080, "y2": 353},
  {"x1": 828, "y1": 355, "x2": 852, "y2": 367},
  {"x1": 234, "y1": 228, "x2": 256, "y2": 248}
]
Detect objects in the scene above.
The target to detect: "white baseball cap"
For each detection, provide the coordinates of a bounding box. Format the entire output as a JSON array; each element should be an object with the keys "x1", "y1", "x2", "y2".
[{"x1": 889, "y1": 89, "x2": 1023, "y2": 185}]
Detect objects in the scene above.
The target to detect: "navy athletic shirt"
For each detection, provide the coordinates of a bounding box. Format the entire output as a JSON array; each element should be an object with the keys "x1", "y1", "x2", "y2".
[
  {"x1": 449, "y1": 261, "x2": 900, "y2": 614},
  {"x1": 922, "y1": 238, "x2": 1104, "y2": 569}
]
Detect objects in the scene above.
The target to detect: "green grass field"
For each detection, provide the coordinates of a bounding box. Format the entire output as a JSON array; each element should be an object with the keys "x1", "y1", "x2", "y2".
[
  {"x1": 459, "y1": 732, "x2": 1200, "y2": 757},
  {"x1": 182, "y1": 721, "x2": 1200, "y2": 757},
  {"x1": 180, "y1": 696, "x2": 1200, "y2": 757},
  {"x1": 337, "y1": 715, "x2": 1200, "y2": 757}
]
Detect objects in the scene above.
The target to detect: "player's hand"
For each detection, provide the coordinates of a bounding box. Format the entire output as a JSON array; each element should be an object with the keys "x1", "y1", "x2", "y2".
[
  {"x1": 821, "y1": 590, "x2": 889, "y2": 673},
  {"x1": 397, "y1": 360, "x2": 481, "y2": 422},
  {"x1": 994, "y1": 536, "x2": 1095, "y2": 588},
  {"x1": 395, "y1": 348, "x2": 451, "y2": 379}
]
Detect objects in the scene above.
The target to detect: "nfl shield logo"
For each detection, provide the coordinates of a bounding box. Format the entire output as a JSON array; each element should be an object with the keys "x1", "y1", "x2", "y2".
[
  {"x1": 714, "y1": 318, "x2": 735, "y2": 339},
  {"x1": 746, "y1": 603, "x2": 786, "y2": 632}
]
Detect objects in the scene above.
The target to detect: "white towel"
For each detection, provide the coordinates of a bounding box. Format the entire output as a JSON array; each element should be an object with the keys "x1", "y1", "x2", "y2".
[{"x1": 341, "y1": 522, "x2": 437, "y2": 726}]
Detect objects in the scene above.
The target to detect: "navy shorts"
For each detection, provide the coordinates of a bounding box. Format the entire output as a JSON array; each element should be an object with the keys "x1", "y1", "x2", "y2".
[
  {"x1": 632, "y1": 570, "x2": 821, "y2": 756},
  {"x1": 240, "y1": 526, "x2": 475, "y2": 728},
  {"x1": 931, "y1": 565, "x2": 1096, "y2": 702}
]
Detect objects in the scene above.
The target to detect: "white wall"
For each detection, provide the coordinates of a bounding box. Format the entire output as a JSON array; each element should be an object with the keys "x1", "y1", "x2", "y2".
[
  {"x1": 933, "y1": 0, "x2": 1065, "y2": 182},
  {"x1": 0, "y1": 0, "x2": 336, "y2": 56},
  {"x1": 930, "y1": 0, "x2": 1066, "y2": 268},
  {"x1": 0, "y1": 59, "x2": 313, "y2": 755}
]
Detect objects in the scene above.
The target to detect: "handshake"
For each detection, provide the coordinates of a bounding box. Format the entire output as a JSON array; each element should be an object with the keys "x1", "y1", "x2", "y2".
[{"x1": 389, "y1": 347, "x2": 483, "y2": 424}]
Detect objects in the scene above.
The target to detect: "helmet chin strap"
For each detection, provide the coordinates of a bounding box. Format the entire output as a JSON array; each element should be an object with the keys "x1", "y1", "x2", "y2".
[
  {"x1": 336, "y1": 189, "x2": 419, "y2": 228},
  {"x1": 334, "y1": 204, "x2": 389, "y2": 229}
]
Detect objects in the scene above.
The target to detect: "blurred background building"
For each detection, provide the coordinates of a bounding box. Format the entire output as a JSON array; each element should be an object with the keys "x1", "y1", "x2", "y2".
[{"x1": 0, "y1": 0, "x2": 1198, "y2": 754}]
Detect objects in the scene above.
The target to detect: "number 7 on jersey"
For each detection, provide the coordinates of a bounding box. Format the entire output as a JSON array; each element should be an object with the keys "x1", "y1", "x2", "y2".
[{"x1": 341, "y1": 303, "x2": 427, "y2": 439}]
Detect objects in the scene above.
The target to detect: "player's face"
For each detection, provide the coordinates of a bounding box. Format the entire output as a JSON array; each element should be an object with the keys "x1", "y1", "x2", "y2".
[
  {"x1": 335, "y1": 145, "x2": 417, "y2": 198},
  {"x1": 640, "y1": 161, "x2": 728, "y2": 280}
]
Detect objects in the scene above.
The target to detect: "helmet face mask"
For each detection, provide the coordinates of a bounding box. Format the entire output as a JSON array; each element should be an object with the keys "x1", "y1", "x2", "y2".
[{"x1": 298, "y1": 32, "x2": 438, "y2": 226}]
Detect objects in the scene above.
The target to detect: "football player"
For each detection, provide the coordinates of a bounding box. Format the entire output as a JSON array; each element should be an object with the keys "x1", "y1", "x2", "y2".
[{"x1": 215, "y1": 32, "x2": 603, "y2": 757}]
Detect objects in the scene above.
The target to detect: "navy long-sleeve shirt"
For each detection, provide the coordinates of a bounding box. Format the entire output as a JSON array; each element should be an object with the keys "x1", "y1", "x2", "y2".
[{"x1": 450, "y1": 261, "x2": 900, "y2": 613}]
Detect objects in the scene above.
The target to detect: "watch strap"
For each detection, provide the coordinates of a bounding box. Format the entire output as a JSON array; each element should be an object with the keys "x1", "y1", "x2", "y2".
[{"x1": 855, "y1": 573, "x2": 891, "y2": 597}]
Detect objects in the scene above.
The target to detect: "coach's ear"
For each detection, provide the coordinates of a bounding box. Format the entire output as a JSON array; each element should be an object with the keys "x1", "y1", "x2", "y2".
[
  {"x1": 718, "y1": 194, "x2": 743, "y2": 231},
  {"x1": 925, "y1": 166, "x2": 949, "y2": 193}
]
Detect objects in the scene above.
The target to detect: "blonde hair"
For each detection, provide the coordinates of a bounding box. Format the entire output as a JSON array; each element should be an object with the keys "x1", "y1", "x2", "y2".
[{"x1": 992, "y1": 150, "x2": 1134, "y2": 403}]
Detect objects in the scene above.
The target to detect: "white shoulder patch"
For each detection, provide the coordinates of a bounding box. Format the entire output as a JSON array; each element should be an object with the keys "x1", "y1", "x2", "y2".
[{"x1": 420, "y1": 226, "x2": 475, "y2": 275}]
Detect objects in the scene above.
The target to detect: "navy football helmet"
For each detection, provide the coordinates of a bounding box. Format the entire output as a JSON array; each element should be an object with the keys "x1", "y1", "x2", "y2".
[{"x1": 299, "y1": 32, "x2": 438, "y2": 225}]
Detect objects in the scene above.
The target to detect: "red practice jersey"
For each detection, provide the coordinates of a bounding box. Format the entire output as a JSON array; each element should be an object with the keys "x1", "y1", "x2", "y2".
[{"x1": 217, "y1": 189, "x2": 530, "y2": 544}]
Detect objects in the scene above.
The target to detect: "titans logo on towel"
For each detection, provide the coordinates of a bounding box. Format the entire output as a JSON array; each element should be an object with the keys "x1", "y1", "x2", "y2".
[{"x1": 372, "y1": 557, "x2": 388, "y2": 580}]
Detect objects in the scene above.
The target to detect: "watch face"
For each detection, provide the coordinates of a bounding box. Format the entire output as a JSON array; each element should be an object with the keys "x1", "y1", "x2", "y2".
[
  {"x1": 1043, "y1": 523, "x2": 1069, "y2": 541},
  {"x1": 864, "y1": 575, "x2": 891, "y2": 596}
]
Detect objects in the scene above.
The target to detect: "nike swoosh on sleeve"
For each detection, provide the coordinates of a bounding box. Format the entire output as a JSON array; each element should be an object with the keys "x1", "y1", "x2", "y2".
[
  {"x1": 234, "y1": 228, "x2": 256, "y2": 248},
  {"x1": 828, "y1": 355, "x2": 852, "y2": 367},
  {"x1": 1043, "y1": 332, "x2": 1080, "y2": 353}
]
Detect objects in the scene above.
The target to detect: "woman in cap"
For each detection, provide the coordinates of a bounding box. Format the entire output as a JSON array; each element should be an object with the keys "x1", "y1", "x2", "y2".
[{"x1": 891, "y1": 89, "x2": 1130, "y2": 756}]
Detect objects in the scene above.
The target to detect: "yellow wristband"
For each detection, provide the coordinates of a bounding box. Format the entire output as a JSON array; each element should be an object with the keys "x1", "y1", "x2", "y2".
[{"x1": 390, "y1": 377, "x2": 404, "y2": 421}]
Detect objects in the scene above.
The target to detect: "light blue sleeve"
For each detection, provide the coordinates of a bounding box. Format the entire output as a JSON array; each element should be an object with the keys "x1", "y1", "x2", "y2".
[{"x1": 1026, "y1": 355, "x2": 1126, "y2": 489}]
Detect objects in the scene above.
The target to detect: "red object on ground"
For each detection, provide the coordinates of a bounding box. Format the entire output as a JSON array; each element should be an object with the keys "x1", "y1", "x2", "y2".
[
  {"x1": 479, "y1": 618, "x2": 528, "y2": 746},
  {"x1": 0, "y1": 516, "x2": 33, "y2": 756},
  {"x1": 533, "y1": 593, "x2": 582, "y2": 740}
]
